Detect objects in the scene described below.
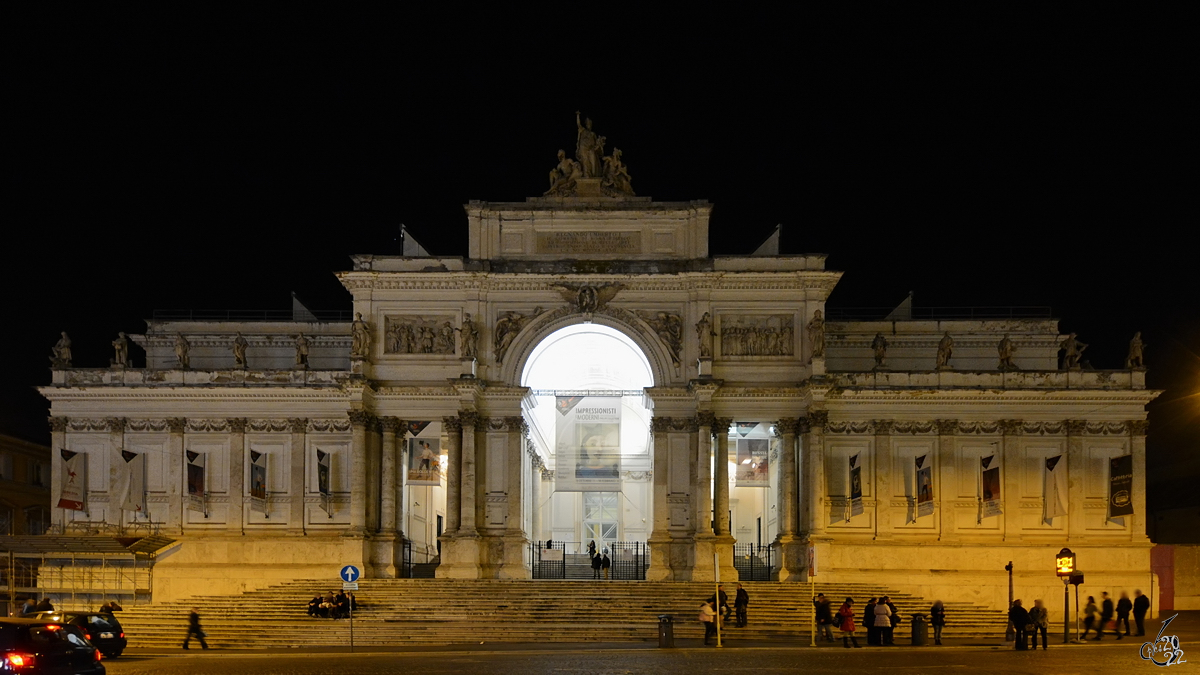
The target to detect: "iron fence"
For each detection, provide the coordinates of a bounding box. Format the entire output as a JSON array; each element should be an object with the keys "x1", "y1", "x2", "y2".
[
  {"x1": 733, "y1": 543, "x2": 773, "y2": 581},
  {"x1": 530, "y1": 541, "x2": 648, "y2": 580}
]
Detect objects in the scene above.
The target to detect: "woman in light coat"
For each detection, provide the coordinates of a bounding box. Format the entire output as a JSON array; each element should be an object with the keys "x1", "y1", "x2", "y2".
[{"x1": 873, "y1": 600, "x2": 893, "y2": 646}]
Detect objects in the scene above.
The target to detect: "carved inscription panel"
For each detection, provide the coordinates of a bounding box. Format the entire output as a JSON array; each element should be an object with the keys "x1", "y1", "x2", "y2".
[
  {"x1": 535, "y1": 231, "x2": 642, "y2": 255},
  {"x1": 384, "y1": 315, "x2": 457, "y2": 355},
  {"x1": 719, "y1": 314, "x2": 795, "y2": 357}
]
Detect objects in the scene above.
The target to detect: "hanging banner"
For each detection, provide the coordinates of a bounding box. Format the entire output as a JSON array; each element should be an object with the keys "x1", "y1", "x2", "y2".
[
  {"x1": 555, "y1": 395, "x2": 621, "y2": 492},
  {"x1": 406, "y1": 420, "x2": 432, "y2": 437},
  {"x1": 735, "y1": 422, "x2": 759, "y2": 437},
  {"x1": 249, "y1": 450, "x2": 268, "y2": 515},
  {"x1": 1108, "y1": 454, "x2": 1134, "y2": 518},
  {"x1": 1043, "y1": 455, "x2": 1068, "y2": 524},
  {"x1": 186, "y1": 450, "x2": 206, "y2": 514},
  {"x1": 979, "y1": 454, "x2": 1002, "y2": 520},
  {"x1": 916, "y1": 454, "x2": 934, "y2": 518},
  {"x1": 119, "y1": 450, "x2": 146, "y2": 514},
  {"x1": 57, "y1": 449, "x2": 87, "y2": 511},
  {"x1": 407, "y1": 436, "x2": 443, "y2": 486},
  {"x1": 733, "y1": 437, "x2": 769, "y2": 487},
  {"x1": 848, "y1": 453, "x2": 863, "y2": 519},
  {"x1": 317, "y1": 449, "x2": 331, "y2": 496}
]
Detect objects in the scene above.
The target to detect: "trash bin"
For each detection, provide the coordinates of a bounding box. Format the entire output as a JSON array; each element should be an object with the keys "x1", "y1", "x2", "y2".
[
  {"x1": 911, "y1": 614, "x2": 928, "y2": 646},
  {"x1": 657, "y1": 614, "x2": 674, "y2": 648}
]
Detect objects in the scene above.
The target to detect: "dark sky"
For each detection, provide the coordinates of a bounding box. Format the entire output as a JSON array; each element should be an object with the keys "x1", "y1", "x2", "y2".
[{"x1": 6, "y1": 9, "x2": 1197, "y2": 510}]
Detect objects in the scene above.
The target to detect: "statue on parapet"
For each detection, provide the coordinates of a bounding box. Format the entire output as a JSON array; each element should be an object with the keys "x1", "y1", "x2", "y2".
[
  {"x1": 49, "y1": 331, "x2": 72, "y2": 368},
  {"x1": 576, "y1": 111, "x2": 605, "y2": 178},
  {"x1": 1126, "y1": 332, "x2": 1145, "y2": 369},
  {"x1": 295, "y1": 333, "x2": 310, "y2": 368},
  {"x1": 350, "y1": 313, "x2": 371, "y2": 359},
  {"x1": 1060, "y1": 333, "x2": 1087, "y2": 370},
  {"x1": 806, "y1": 310, "x2": 825, "y2": 359},
  {"x1": 111, "y1": 332, "x2": 129, "y2": 368},
  {"x1": 935, "y1": 332, "x2": 953, "y2": 370},
  {"x1": 174, "y1": 333, "x2": 190, "y2": 369},
  {"x1": 232, "y1": 332, "x2": 249, "y2": 369},
  {"x1": 601, "y1": 148, "x2": 635, "y2": 197},
  {"x1": 997, "y1": 334, "x2": 1017, "y2": 371},
  {"x1": 871, "y1": 333, "x2": 889, "y2": 368},
  {"x1": 545, "y1": 149, "x2": 582, "y2": 197}
]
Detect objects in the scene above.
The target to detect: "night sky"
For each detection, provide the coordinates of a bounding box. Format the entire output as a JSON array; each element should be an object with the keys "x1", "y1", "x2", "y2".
[{"x1": 6, "y1": 10, "x2": 1197, "y2": 515}]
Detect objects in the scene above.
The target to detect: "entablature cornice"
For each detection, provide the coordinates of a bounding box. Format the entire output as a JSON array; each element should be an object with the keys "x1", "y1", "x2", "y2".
[
  {"x1": 820, "y1": 418, "x2": 1145, "y2": 436},
  {"x1": 337, "y1": 270, "x2": 842, "y2": 294}
]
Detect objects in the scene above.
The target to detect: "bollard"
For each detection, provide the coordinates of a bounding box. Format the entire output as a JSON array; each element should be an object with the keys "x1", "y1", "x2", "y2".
[
  {"x1": 658, "y1": 614, "x2": 674, "y2": 648},
  {"x1": 911, "y1": 614, "x2": 928, "y2": 646}
]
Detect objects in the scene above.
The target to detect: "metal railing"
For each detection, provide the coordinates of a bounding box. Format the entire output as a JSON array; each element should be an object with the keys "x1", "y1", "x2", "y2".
[
  {"x1": 530, "y1": 541, "x2": 648, "y2": 580},
  {"x1": 825, "y1": 306, "x2": 1053, "y2": 321},
  {"x1": 733, "y1": 543, "x2": 773, "y2": 581},
  {"x1": 152, "y1": 309, "x2": 353, "y2": 322}
]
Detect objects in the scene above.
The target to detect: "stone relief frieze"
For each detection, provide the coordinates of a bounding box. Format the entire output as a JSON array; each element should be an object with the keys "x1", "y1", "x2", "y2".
[
  {"x1": 494, "y1": 307, "x2": 545, "y2": 363},
  {"x1": 186, "y1": 419, "x2": 229, "y2": 433},
  {"x1": 385, "y1": 315, "x2": 458, "y2": 355},
  {"x1": 247, "y1": 419, "x2": 292, "y2": 433},
  {"x1": 825, "y1": 420, "x2": 873, "y2": 435},
  {"x1": 550, "y1": 283, "x2": 624, "y2": 314},
  {"x1": 719, "y1": 314, "x2": 795, "y2": 357},
  {"x1": 892, "y1": 421, "x2": 937, "y2": 435},
  {"x1": 635, "y1": 310, "x2": 682, "y2": 366},
  {"x1": 67, "y1": 419, "x2": 113, "y2": 432},
  {"x1": 1021, "y1": 421, "x2": 1065, "y2": 435},
  {"x1": 125, "y1": 419, "x2": 170, "y2": 432},
  {"x1": 957, "y1": 421, "x2": 1002, "y2": 435},
  {"x1": 1086, "y1": 421, "x2": 1134, "y2": 435}
]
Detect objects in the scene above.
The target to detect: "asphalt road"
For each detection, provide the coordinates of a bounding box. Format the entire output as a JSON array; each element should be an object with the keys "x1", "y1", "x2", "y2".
[{"x1": 100, "y1": 641, "x2": 1184, "y2": 675}]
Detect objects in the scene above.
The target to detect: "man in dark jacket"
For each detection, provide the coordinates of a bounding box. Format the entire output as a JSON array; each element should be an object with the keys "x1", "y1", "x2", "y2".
[
  {"x1": 883, "y1": 596, "x2": 900, "y2": 646},
  {"x1": 813, "y1": 593, "x2": 835, "y2": 642},
  {"x1": 1116, "y1": 591, "x2": 1133, "y2": 638},
  {"x1": 591, "y1": 552, "x2": 602, "y2": 579},
  {"x1": 864, "y1": 597, "x2": 879, "y2": 645},
  {"x1": 1096, "y1": 592, "x2": 1114, "y2": 640},
  {"x1": 183, "y1": 608, "x2": 209, "y2": 649},
  {"x1": 707, "y1": 585, "x2": 731, "y2": 623},
  {"x1": 34, "y1": 598, "x2": 53, "y2": 613},
  {"x1": 734, "y1": 583, "x2": 750, "y2": 628},
  {"x1": 1009, "y1": 599, "x2": 1030, "y2": 650},
  {"x1": 1133, "y1": 590, "x2": 1150, "y2": 636}
]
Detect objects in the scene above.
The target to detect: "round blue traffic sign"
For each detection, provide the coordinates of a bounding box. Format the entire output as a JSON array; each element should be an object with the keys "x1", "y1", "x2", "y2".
[{"x1": 340, "y1": 565, "x2": 361, "y2": 582}]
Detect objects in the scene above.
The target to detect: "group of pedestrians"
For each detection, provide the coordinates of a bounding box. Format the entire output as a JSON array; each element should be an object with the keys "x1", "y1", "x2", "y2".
[
  {"x1": 817, "y1": 595, "x2": 948, "y2": 648},
  {"x1": 307, "y1": 590, "x2": 359, "y2": 619},
  {"x1": 1081, "y1": 590, "x2": 1151, "y2": 640},
  {"x1": 15, "y1": 597, "x2": 54, "y2": 616},
  {"x1": 698, "y1": 583, "x2": 751, "y2": 645},
  {"x1": 587, "y1": 540, "x2": 612, "y2": 580}
]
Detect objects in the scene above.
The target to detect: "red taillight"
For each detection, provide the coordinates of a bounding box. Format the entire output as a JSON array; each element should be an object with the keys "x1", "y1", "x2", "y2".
[
  {"x1": 94, "y1": 648, "x2": 102, "y2": 661},
  {"x1": 84, "y1": 633, "x2": 91, "y2": 640},
  {"x1": 120, "y1": 632, "x2": 125, "y2": 638},
  {"x1": 6, "y1": 652, "x2": 36, "y2": 667},
  {"x1": 44, "y1": 624, "x2": 61, "y2": 631}
]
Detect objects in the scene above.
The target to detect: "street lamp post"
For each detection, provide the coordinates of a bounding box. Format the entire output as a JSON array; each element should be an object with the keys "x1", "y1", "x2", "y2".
[{"x1": 1055, "y1": 547, "x2": 1076, "y2": 644}]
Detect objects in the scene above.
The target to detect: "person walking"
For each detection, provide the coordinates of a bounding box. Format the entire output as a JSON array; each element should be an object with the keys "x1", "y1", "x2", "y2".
[
  {"x1": 699, "y1": 600, "x2": 718, "y2": 646},
  {"x1": 837, "y1": 598, "x2": 861, "y2": 648},
  {"x1": 814, "y1": 593, "x2": 835, "y2": 642},
  {"x1": 600, "y1": 552, "x2": 611, "y2": 580},
  {"x1": 1133, "y1": 590, "x2": 1150, "y2": 636},
  {"x1": 1009, "y1": 599, "x2": 1030, "y2": 650},
  {"x1": 734, "y1": 583, "x2": 749, "y2": 628},
  {"x1": 182, "y1": 608, "x2": 209, "y2": 650},
  {"x1": 591, "y1": 551, "x2": 602, "y2": 579},
  {"x1": 873, "y1": 597, "x2": 894, "y2": 646},
  {"x1": 1028, "y1": 599, "x2": 1049, "y2": 650},
  {"x1": 1116, "y1": 591, "x2": 1133, "y2": 638},
  {"x1": 1095, "y1": 592, "x2": 1114, "y2": 640},
  {"x1": 708, "y1": 584, "x2": 731, "y2": 624},
  {"x1": 930, "y1": 600, "x2": 946, "y2": 645},
  {"x1": 863, "y1": 597, "x2": 879, "y2": 645},
  {"x1": 1081, "y1": 596, "x2": 1099, "y2": 639}
]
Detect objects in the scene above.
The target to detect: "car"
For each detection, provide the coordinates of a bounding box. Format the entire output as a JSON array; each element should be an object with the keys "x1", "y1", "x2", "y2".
[
  {"x1": 0, "y1": 618, "x2": 105, "y2": 674},
  {"x1": 24, "y1": 614, "x2": 125, "y2": 659}
]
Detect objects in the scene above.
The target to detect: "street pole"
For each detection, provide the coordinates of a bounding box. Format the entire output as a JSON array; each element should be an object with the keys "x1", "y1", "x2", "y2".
[
  {"x1": 714, "y1": 553, "x2": 722, "y2": 648},
  {"x1": 350, "y1": 602, "x2": 354, "y2": 653},
  {"x1": 1074, "y1": 583, "x2": 1080, "y2": 642},
  {"x1": 810, "y1": 577, "x2": 816, "y2": 647},
  {"x1": 1063, "y1": 578, "x2": 1070, "y2": 644},
  {"x1": 1004, "y1": 561, "x2": 1015, "y2": 643}
]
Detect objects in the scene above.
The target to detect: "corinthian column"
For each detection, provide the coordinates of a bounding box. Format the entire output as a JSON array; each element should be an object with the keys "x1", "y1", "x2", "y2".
[
  {"x1": 775, "y1": 418, "x2": 799, "y2": 537},
  {"x1": 227, "y1": 418, "x2": 247, "y2": 535},
  {"x1": 443, "y1": 416, "x2": 462, "y2": 535},
  {"x1": 288, "y1": 418, "x2": 307, "y2": 533},
  {"x1": 713, "y1": 417, "x2": 732, "y2": 537},
  {"x1": 380, "y1": 417, "x2": 403, "y2": 534},
  {"x1": 167, "y1": 418, "x2": 186, "y2": 534},
  {"x1": 459, "y1": 411, "x2": 480, "y2": 535},
  {"x1": 695, "y1": 412, "x2": 715, "y2": 536},
  {"x1": 107, "y1": 418, "x2": 126, "y2": 527},
  {"x1": 504, "y1": 416, "x2": 527, "y2": 534},
  {"x1": 805, "y1": 411, "x2": 828, "y2": 537},
  {"x1": 348, "y1": 410, "x2": 373, "y2": 533}
]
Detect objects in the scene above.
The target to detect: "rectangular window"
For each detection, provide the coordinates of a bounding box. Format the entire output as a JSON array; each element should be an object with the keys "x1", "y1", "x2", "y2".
[
  {"x1": 31, "y1": 462, "x2": 48, "y2": 487},
  {"x1": 0, "y1": 453, "x2": 11, "y2": 480}
]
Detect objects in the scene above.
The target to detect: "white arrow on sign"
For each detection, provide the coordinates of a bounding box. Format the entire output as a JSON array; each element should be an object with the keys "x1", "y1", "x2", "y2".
[{"x1": 340, "y1": 565, "x2": 361, "y2": 582}]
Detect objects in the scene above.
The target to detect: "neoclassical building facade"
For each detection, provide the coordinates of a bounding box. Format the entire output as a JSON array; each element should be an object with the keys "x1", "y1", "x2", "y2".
[{"x1": 41, "y1": 155, "x2": 1158, "y2": 609}]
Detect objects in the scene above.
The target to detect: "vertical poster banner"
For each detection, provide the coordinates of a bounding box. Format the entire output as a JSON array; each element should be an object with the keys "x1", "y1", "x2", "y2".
[
  {"x1": 1043, "y1": 455, "x2": 1068, "y2": 524},
  {"x1": 848, "y1": 453, "x2": 863, "y2": 520},
  {"x1": 555, "y1": 395, "x2": 621, "y2": 492},
  {"x1": 185, "y1": 450, "x2": 206, "y2": 514},
  {"x1": 316, "y1": 449, "x2": 332, "y2": 517},
  {"x1": 979, "y1": 454, "x2": 1002, "y2": 520},
  {"x1": 119, "y1": 450, "x2": 146, "y2": 515},
  {"x1": 734, "y1": 437, "x2": 769, "y2": 487},
  {"x1": 735, "y1": 422, "x2": 758, "y2": 438},
  {"x1": 249, "y1": 450, "x2": 268, "y2": 515},
  {"x1": 57, "y1": 449, "x2": 87, "y2": 511},
  {"x1": 407, "y1": 433, "x2": 442, "y2": 486},
  {"x1": 1108, "y1": 454, "x2": 1134, "y2": 519},
  {"x1": 916, "y1": 454, "x2": 934, "y2": 518}
]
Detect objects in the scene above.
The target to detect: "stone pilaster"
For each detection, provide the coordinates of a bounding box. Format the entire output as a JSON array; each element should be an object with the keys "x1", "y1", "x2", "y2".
[
  {"x1": 288, "y1": 418, "x2": 307, "y2": 533},
  {"x1": 379, "y1": 417, "x2": 403, "y2": 535},
  {"x1": 711, "y1": 417, "x2": 738, "y2": 582},
  {"x1": 935, "y1": 419, "x2": 957, "y2": 541},
  {"x1": 48, "y1": 417, "x2": 67, "y2": 531},
  {"x1": 1129, "y1": 419, "x2": 1149, "y2": 541},
  {"x1": 167, "y1": 417, "x2": 186, "y2": 534},
  {"x1": 647, "y1": 416, "x2": 673, "y2": 581},
  {"x1": 227, "y1": 418, "x2": 247, "y2": 535},
  {"x1": 442, "y1": 416, "x2": 462, "y2": 535},
  {"x1": 529, "y1": 443, "x2": 543, "y2": 543},
  {"x1": 107, "y1": 417, "x2": 126, "y2": 526},
  {"x1": 1066, "y1": 419, "x2": 1086, "y2": 543},
  {"x1": 999, "y1": 419, "x2": 1022, "y2": 541},
  {"x1": 347, "y1": 410, "x2": 373, "y2": 534},
  {"x1": 459, "y1": 411, "x2": 480, "y2": 535},
  {"x1": 773, "y1": 417, "x2": 804, "y2": 581},
  {"x1": 804, "y1": 411, "x2": 828, "y2": 538},
  {"x1": 499, "y1": 416, "x2": 529, "y2": 579},
  {"x1": 695, "y1": 411, "x2": 715, "y2": 536},
  {"x1": 873, "y1": 419, "x2": 893, "y2": 539}
]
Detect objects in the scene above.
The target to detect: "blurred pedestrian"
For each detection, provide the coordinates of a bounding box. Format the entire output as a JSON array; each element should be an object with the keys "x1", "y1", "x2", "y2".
[
  {"x1": 1081, "y1": 596, "x2": 1098, "y2": 639},
  {"x1": 708, "y1": 584, "x2": 731, "y2": 623},
  {"x1": 883, "y1": 596, "x2": 899, "y2": 645},
  {"x1": 1028, "y1": 599, "x2": 1049, "y2": 650},
  {"x1": 700, "y1": 600, "x2": 718, "y2": 645},
  {"x1": 1133, "y1": 590, "x2": 1150, "y2": 636},
  {"x1": 1095, "y1": 592, "x2": 1114, "y2": 640},
  {"x1": 873, "y1": 596, "x2": 893, "y2": 646},
  {"x1": 814, "y1": 593, "x2": 834, "y2": 642},
  {"x1": 734, "y1": 583, "x2": 749, "y2": 628},
  {"x1": 1116, "y1": 591, "x2": 1132, "y2": 638},
  {"x1": 591, "y1": 551, "x2": 602, "y2": 579},
  {"x1": 930, "y1": 600, "x2": 946, "y2": 645},
  {"x1": 1009, "y1": 599, "x2": 1029, "y2": 650},
  {"x1": 601, "y1": 553, "x2": 611, "y2": 580},
  {"x1": 838, "y1": 597, "x2": 861, "y2": 648},
  {"x1": 864, "y1": 597, "x2": 879, "y2": 645},
  {"x1": 182, "y1": 608, "x2": 208, "y2": 650}
]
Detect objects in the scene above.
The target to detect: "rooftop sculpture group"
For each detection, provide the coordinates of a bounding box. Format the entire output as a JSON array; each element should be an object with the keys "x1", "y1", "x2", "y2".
[{"x1": 545, "y1": 112, "x2": 635, "y2": 198}]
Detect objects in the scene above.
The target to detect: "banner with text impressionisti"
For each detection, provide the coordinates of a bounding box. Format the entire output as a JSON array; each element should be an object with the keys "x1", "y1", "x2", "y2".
[{"x1": 555, "y1": 395, "x2": 621, "y2": 492}]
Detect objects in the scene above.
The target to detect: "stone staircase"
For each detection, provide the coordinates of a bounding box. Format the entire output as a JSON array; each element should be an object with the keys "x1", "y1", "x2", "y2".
[{"x1": 112, "y1": 579, "x2": 1010, "y2": 649}]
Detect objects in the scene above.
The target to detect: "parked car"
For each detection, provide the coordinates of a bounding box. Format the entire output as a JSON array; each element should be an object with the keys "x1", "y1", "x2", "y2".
[
  {"x1": 0, "y1": 618, "x2": 105, "y2": 674},
  {"x1": 25, "y1": 613, "x2": 125, "y2": 659}
]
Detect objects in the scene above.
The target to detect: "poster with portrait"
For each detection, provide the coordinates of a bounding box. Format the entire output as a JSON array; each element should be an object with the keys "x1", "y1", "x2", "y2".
[
  {"x1": 407, "y1": 437, "x2": 442, "y2": 486},
  {"x1": 733, "y1": 438, "x2": 769, "y2": 487},
  {"x1": 555, "y1": 395, "x2": 621, "y2": 492},
  {"x1": 915, "y1": 454, "x2": 934, "y2": 518},
  {"x1": 848, "y1": 453, "x2": 863, "y2": 519},
  {"x1": 185, "y1": 450, "x2": 206, "y2": 514},
  {"x1": 979, "y1": 454, "x2": 1002, "y2": 520},
  {"x1": 316, "y1": 449, "x2": 331, "y2": 496},
  {"x1": 249, "y1": 450, "x2": 268, "y2": 514}
]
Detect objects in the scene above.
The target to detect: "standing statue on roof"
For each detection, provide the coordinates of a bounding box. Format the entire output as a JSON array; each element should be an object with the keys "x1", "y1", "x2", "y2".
[{"x1": 576, "y1": 111, "x2": 605, "y2": 178}]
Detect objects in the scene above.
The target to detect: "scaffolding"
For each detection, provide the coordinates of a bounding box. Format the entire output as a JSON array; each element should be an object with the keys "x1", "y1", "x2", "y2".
[{"x1": 0, "y1": 535, "x2": 177, "y2": 615}]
